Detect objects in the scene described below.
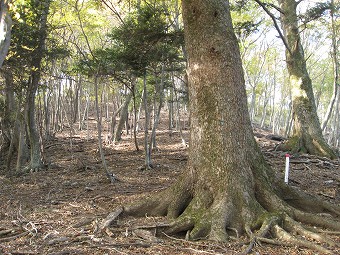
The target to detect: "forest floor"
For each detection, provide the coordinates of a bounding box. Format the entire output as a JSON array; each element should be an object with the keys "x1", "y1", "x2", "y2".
[{"x1": 0, "y1": 118, "x2": 339, "y2": 255}]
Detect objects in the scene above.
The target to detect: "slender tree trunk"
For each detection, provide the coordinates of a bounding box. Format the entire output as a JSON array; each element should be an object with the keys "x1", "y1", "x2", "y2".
[
  {"x1": 78, "y1": 77, "x2": 83, "y2": 130},
  {"x1": 43, "y1": 88, "x2": 51, "y2": 139},
  {"x1": 278, "y1": 0, "x2": 336, "y2": 159},
  {"x1": 86, "y1": 93, "x2": 90, "y2": 141},
  {"x1": 168, "y1": 83, "x2": 174, "y2": 132},
  {"x1": 329, "y1": 91, "x2": 340, "y2": 147},
  {"x1": 0, "y1": 0, "x2": 12, "y2": 67},
  {"x1": 260, "y1": 84, "x2": 269, "y2": 128},
  {"x1": 131, "y1": 81, "x2": 139, "y2": 151},
  {"x1": 6, "y1": 119, "x2": 20, "y2": 172},
  {"x1": 335, "y1": 96, "x2": 340, "y2": 147},
  {"x1": 2, "y1": 70, "x2": 15, "y2": 148},
  {"x1": 125, "y1": 111, "x2": 129, "y2": 135},
  {"x1": 269, "y1": 82, "x2": 276, "y2": 129},
  {"x1": 149, "y1": 65, "x2": 165, "y2": 151},
  {"x1": 143, "y1": 72, "x2": 152, "y2": 169},
  {"x1": 136, "y1": 89, "x2": 144, "y2": 133},
  {"x1": 54, "y1": 82, "x2": 62, "y2": 132},
  {"x1": 114, "y1": 92, "x2": 132, "y2": 142},
  {"x1": 322, "y1": 0, "x2": 339, "y2": 132},
  {"x1": 94, "y1": 75, "x2": 113, "y2": 182},
  {"x1": 73, "y1": 80, "x2": 79, "y2": 124},
  {"x1": 25, "y1": 0, "x2": 51, "y2": 171},
  {"x1": 110, "y1": 103, "x2": 120, "y2": 141},
  {"x1": 16, "y1": 118, "x2": 29, "y2": 172}
]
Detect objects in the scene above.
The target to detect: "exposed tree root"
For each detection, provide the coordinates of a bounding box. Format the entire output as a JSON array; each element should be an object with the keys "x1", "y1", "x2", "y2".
[
  {"x1": 101, "y1": 159, "x2": 340, "y2": 255},
  {"x1": 242, "y1": 215, "x2": 280, "y2": 254},
  {"x1": 283, "y1": 215, "x2": 336, "y2": 247},
  {"x1": 273, "y1": 225, "x2": 333, "y2": 254},
  {"x1": 99, "y1": 206, "x2": 124, "y2": 231},
  {"x1": 277, "y1": 181, "x2": 340, "y2": 217},
  {"x1": 15, "y1": 163, "x2": 48, "y2": 175}
]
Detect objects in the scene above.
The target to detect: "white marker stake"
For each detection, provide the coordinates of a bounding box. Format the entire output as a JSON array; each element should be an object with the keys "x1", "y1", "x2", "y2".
[{"x1": 284, "y1": 154, "x2": 290, "y2": 184}]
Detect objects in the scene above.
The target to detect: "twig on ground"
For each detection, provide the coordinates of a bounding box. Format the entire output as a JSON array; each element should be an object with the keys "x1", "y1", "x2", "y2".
[
  {"x1": 133, "y1": 229, "x2": 162, "y2": 243},
  {"x1": 0, "y1": 229, "x2": 14, "y2": 237},
  {"x1": 0, "y1": 231, "x2": 29, "y2": 243},
  {"x1": 100, "y1": 206, "x2": 124, "y2": 231},
  {"x1": 3, "y1": 251, "x2": 36, "y2": 255}
]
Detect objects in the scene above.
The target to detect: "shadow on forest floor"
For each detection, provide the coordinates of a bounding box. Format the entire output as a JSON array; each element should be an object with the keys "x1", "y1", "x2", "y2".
[{"x1": 0, "y1": 124, "x2": 339, "y2": 255}]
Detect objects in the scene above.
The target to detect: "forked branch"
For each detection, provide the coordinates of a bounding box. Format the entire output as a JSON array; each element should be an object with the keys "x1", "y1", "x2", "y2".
[{"x1": 253, "y1": 0, "x2": 293, "y2": 56}]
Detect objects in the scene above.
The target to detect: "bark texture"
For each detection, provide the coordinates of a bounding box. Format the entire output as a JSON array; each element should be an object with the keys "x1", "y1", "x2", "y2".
[
  {"x1": 278, "y1": 0, "x2": 336, "y2": 159},
  {"x1": 106, "y1": 0, "x2": 340, "y2": 252}
]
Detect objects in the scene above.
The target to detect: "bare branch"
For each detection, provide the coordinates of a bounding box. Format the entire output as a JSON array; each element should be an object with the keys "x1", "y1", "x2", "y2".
[
  {"x1": 253, "y1": 0, "x2": 293, "y2": 56},
  {"x1": 74, "y1": 2, "x2": 96, "y2": 62},
  {"x1": 101, "y1": 0, "x2": 125, "y2": 25},
  {"x1": 266, "y1": 3, "x2": 284, "y2": 14}
]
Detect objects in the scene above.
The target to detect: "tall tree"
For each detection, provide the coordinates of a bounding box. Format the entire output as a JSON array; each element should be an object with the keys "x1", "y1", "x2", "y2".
[
  {"x1": 104, "y1": 0, "x2": 340, "y2": 252},
  {"x1": 25, "y1": 0, "x2": 51, "y2": 171},
  {"x1": 0, "y1": 0, "x2": 12, "y2": 67},
  {"x1": 276, "y1": 0, "x2": 336, "y2": 158}
]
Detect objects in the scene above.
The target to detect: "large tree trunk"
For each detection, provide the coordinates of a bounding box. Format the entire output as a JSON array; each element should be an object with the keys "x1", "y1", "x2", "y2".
[
  {"x1": 278, "y1": 0, "x2": 336, "y2": 159},
  {"x1": 107, "y1": 0, "x2": 340, "y2": 252}
]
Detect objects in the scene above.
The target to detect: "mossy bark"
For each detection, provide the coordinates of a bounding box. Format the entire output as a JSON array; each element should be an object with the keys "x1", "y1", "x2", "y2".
[{"x1": 278, "y1": 0, "x2": 336, "y2": 159}]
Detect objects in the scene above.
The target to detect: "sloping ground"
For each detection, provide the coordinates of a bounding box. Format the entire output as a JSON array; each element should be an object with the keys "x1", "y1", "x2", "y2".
[{"x1": 0, "y1": 126, "x2": 339, "y2": 255}]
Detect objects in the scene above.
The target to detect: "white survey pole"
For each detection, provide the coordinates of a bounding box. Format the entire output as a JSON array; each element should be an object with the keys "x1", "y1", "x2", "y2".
[{"x1": 284, "y1": 154, "x2": 290, "y2": 184}]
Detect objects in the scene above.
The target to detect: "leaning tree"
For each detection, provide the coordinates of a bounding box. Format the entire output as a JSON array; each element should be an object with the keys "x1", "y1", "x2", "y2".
[
  {"x1": 255, "y1": 0, "x2": 337, "y2": 159},
  {"x1": 278, "y1": 0, "x2": 336, "y2": 159},
  {"x1": 103, "y1": 0, "x2": 340, "y2": 253}
]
